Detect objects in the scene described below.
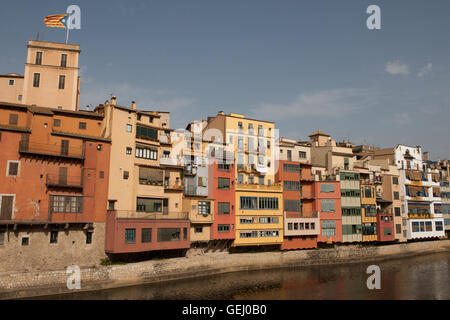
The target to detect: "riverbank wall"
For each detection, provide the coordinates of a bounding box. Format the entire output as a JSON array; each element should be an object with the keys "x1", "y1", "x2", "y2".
[{"x1": 1, "y1": 239, "x2": 450, "y2": 299}]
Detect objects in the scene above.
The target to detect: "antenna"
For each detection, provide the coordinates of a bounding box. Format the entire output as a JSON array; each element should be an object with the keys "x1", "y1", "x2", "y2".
[{"x1": 36, "y1": 32, "x2": 40, "y2": 41}]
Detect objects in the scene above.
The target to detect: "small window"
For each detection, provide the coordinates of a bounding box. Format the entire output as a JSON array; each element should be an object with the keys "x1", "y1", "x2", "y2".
[
  {"x1": 126, "y1": 124, "x2": 132, "y2": 133},
  {"x1": 392, "y1": 177, "x2": 399, "y2": 185},
  {"x1": 18, "y1": 95, "x2": 22, "y2": 101},
  {"x1": 195, "y1": 226, "x2": 203, "y2": 233},
  {"x1": 21, "y1": 236, "x2": 29, "y2": 246},
  {"x1": 86, "y1": 231, "x2": 93, "y2": 244},
  {"x1": 123, "y1": 171, "x2": 129, "y2": 179},
  {"x1": 137, "y1": 114, "x2": 142, "y2": 121},
  {"x1": 7, "y1": 161, "x2": 19, "y2": 177},
  {"x1": 9, "y1": 79, "x2": 14, "y2": 86},
  {"x1": 35, "y1": 52, "x2": 42, "y2": 65},
  {"x1": 9, "y1": 114, "x2": 18, "y2": 125},
  {"x1": 108, "y1": 200, "x2": 116, "y2": 210},
  {"x1": 126, "y1": 147, "x2": 132, "y2": 155},
  {"x1": 53, "y1": 119, "x2": 61, "y2": 127},
  {"x1": 33, "y1": 73, "x2": 40, "y2": 87},
  {"x1": 99, "y1": 171, "x2": 104, "y2": 179},
  {"x1": 125, "y1": 229, "x2": 136, "y2": 243},
  {"x1": 79, "y1": 122, "x2": 87, "y2": 130},
  {"x1": 394, "y1": 192, "x2": 399, "y2": 200},
  {"x1": 142, "y1": 228, "x2": 152, "y2": 243},
  {"x1": 50, "y1": 231, "x2": 58, "y2": 244},
  {"x1": 58, "y1": 75, "x2": 65, "y2": 89},
  {"x1": 61, "y1": 54, "x2": 67, "y2": 67}
]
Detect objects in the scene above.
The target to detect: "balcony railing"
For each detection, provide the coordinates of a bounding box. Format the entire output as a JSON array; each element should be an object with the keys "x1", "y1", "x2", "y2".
[
  {"x1": 112, "y1": 210, "x2": 189, "y2": 220},
  {"x1": 159, "y1": 135, "x2": 171, "y2": 144},
  {"x1": 19, "y1": 140, "x2": 84, "y2": 159},
  {"x1": 236, "y1": 182, "x2": 282, "y2": 192},
  {"x1": 189, "y1": 212, "x2": 214, "y2": 223},
  {"x1": 164, "y1": 181, "x2": 184, "y2": 190},
  {"x1": 300, "y1": 192, "x2": 314, "y2": 200},
  {"x1": 160, "y1": 157, "x2": 181, "y2": 166},
  {"x1": 46, "y1": 174, "x2": 83, "y2": 189},
  {"x1": 408, "y1": 212, "x2": 434, "y2": 219}
]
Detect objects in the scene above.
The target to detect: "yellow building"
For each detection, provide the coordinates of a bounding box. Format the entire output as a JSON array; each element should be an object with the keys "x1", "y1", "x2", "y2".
[
  {"x1": 360, "y1": 184, "x2": 377, "y2": 242},
  {"x1": 205, "y1": 112, "x2": 284, "y2": 247},
  {"x1": 0, "y1": 40, "x2": 81, "y2": 111}
]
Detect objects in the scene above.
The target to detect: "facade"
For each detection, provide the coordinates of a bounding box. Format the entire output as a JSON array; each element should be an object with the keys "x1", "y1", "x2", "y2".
[
  {"x1": 98, "y1": 98, "x2": 190, "y2": 255},
  {"x1": 0, "y1": 101, "x2": 110, "y2": 272},
  {"x1": 0, "y1": 41, "x2": 81, "y2": 111},
  {"x1": 374, "y1": 145, "x2": 445, "y2": 240},
  {"x1": 205, "y1": 112, "x2": 283, "y2": 247},
  {"x1": 314, "y1": 177, "x2": 342, "y2": 244}
]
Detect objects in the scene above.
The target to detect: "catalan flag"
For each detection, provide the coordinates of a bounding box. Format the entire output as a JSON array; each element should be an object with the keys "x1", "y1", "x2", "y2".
[{"x1": 44, "y1": 14, "x2": 68, "y2": 28}]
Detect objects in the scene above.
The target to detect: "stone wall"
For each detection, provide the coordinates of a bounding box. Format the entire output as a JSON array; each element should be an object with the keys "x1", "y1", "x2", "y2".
[
  {"x1": 0, "y1": 223, "x2": 107, "y2": 273},
  {"x1": 1, "y1": 239, "x2": 450, "y2": 299}
]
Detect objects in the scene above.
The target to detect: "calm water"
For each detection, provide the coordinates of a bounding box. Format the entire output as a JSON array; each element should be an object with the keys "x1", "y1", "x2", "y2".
[{"x1": 35, "y1": 251, "x2": 450, "y2": 300}]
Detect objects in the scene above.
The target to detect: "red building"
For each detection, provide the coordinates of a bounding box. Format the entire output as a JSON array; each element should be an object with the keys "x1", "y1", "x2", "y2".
[
  {"x1": 276, "y1": 161, "x2": 320, "y2": 250},
  {"x1": 208, "y1": 152, "x2": 235, "y2": 247},
  {"x1": 314, "y1": 179, "x2": 343, "y2": 244},
  {"x1": 376, "y1": 211, "x2": 395, "y2": 242},
  {"x1": 0, "y1": 102, "x2": 111, "y2": 271}
]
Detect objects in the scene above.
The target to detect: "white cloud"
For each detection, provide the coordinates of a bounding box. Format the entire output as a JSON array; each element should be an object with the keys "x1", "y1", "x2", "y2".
[
  {"x1": 249, "y1": 88, "x2": 375, "y2": 121},
  {"x1": 417, "y1": 63, "x2": 432, "y2": 77},
  {"x1": 385, "y1": 60, "x2": 410, "y2": 75}
]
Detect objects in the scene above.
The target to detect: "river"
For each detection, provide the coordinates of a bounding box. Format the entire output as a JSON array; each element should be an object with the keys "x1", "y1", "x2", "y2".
[{"x1": 33, "y1": 251, "x2": 450, "y2": 300}]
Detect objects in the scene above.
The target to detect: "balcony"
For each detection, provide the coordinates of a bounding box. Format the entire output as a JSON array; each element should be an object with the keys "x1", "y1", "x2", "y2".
[
  {"x1": 159, "y1": 135, "x2": 171, "y2": 144},
  {"x1": 184, "y1": 164, "x2": 198, "y2": 175},
  {"x1": 164, "y1": 180, "x2": 184, "y2": 191},
  {"x1": 189, "y1": 212, "x2": 214, "y2": 224},
  {"x1": 19, "y1": 140, "x2": 84, "y2": 160},
  {"x1": 300, "y1": 192, "x2": 314, "y2": 200},
  {"x1": 160, "y1": 157, "x2": 181, "y2": 167},
  {"x1": 236, "y1": 182, "x2": 282, "y2": 192},
  {"x1": 46, "y1": 174, "x2": 83, "y2": 189},
  {"x1": 114, "y1": 210, "x2": 188, "y2": 220},
  {"x1": 408, "y1": 212, "x2": 434, "y2": 219},
  {"x1": 284, "y1": 212, "x2": 320, "y2": 236}
]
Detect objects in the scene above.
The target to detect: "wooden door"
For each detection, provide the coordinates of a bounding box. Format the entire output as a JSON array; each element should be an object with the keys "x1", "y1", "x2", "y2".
[
  {"x1": 58, "y1": 167, "x2": 68, "y2": 185},
  {"x1": 0, "y1": 196, "x2": 14, "y2": 220},
  {"x1": 61, "y1": 140, "x2": 69, "y2": 156}
]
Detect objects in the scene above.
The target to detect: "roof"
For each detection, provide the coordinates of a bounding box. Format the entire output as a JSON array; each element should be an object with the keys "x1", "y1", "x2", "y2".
[
  {"x1": 0, "y1": 73, "x2": 23, "y2": 78},
  {"x1": 309, "y1": 130, "x2": 330, "y2": 137}
]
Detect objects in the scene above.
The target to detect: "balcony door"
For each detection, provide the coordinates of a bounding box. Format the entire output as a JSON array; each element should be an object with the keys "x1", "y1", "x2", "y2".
[
  {"x1": 61, "y1": 140, "x2": 69, "y2": 156},
  {"x1": 58, "y1": 167, "x2": 68, "y2": 185},
  {"x1": 0, "y1": 196, "x2": 14, "y2": 220},
  {"x1": 287, "y1": 150, "x2": 292, "y2": 161}
]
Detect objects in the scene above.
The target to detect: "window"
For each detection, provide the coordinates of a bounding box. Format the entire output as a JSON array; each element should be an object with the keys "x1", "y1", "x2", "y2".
[
  {"x1": 157, "y1": 228, "x2": 180, "y2": 242},
  {"x1": 51, "y1": 195, "x2": 83, "y2": 213},
  {"x1": 393, "y1": 177, "x2": 399, "y2": 185},
  {"x1": 137, "y1": 197, "x2": 163, "y2": 213},
  {"x1": 395, "y1": 224, "x2": 402, "y2": 234},
  {"x1": 108, "y1": 200, "x2": 116, "y2": 210},
  {"x1": 259, "y1": 197, "x2": 279, "y2": 210},
  {"x1": 60, "y1": 54, "x2": 67, "y2": 67},
  {"x1": 58, "y1": 75, "x2": 65, "y2": 89},
  {"x1": 218, "y1": 178, "x2": 230, "y2": 190},
  {"x1": 284, "y1": 181, "x2": 300, "y2": 191},
  {"x1": 125, "y1": 229, "x2": 136, "y2": 243},
  {"x1": 50, "y1": 231, "x2": 58, "y2": 244},
  {"x1": 195, "y1": 226, "x2": 203, "y2": 233},
  {"x1": 99, "y1": 171, "x2": 104, "y2": 179},
  {"x1": 341, "y1": 189, "x2": 361, "y2": 197},
  {"x1": 240, "y1": 217, "x2": 254, "y2": 224},
  {"x1": 383, "y1": 228, "x2": 392, "y2": 236},
  {"x1": 363, "y1": 186, "x2": 373, "y2": 198},
  {"x1": 53, "y1": 119, "x2": 61, "y2": 127},
  {"x1": 142, "y1": 228, "x2": 152, "y2": 243},
  {"x1": 7, "y1": 161, "x2": 19, "y2": 176},
  {"x1": 320, "y1": 184, "x2": 335, "y2": 193},
  {"x1": 136, "y1": 125, "x2": 158, "y2": 140},
  {"x1": 284, "y1": 200, "x2": 301, "y2": 212},
  {"x1": 425, "y1": 221, "x2": 432, "y2": 232},
  {"x1": 344, "y1": 158, "x2": 349, "y2": 170},
  {"x1": 126, "y1": 147, "x2": 132, "y2": 155},
  {"x1": 342, "y1": 207, "x2": 361, "y2": 216},
  {"x1": 79, "y1": 122, "x2": 87, "y2": 130},
  {"x1": 183, "y1": 228, "x2": 187, "y2": 240},
  {"x1": 322, "y1": 220, "x2": 336, "y2": 237},
  {"x1": 259, "y1": 217, "x2": 279, "y2": 224},
  {"x1": 299, "y1": 151, "x2": 306, "y2": 159},
  {"x1": 283, "y1": 163, "x2": 300, "y2": 172},
  {"x1": 362, "y1": 204, "x2": 376, "y2": 217},
  {"x1": 35, "y1": 52, "x2": 42, "y2": 65},
  {"x1": 240, "y1": 231, "x2": 258, "y2": 238},
  {"x1": 218, "y1": 224, "x2": 230, "y2": 233},
  {"x1": 9, "y1": 79, "x2": 14, "y2": 86},
  {"x1": 86, "y1": 231, "x2": 93, "y2": 244},
  {"x1": 136, "y1": 146, "x2": 158, "y2": 160},
  {"x1": 395, "y1": 207, "x2": 401, "y2": 216},
  {"x1": 259, "y1": 230, "x2": 279, "y2": 237},
  {"x1": 9, "y1": 113, "x2": 18, "y2": 125},
  {"x1": 198, "y1": 201, "x2": 211, "y2": 215},
  {"x1": 33, "y1": 73, "x2": 40, "y2": 87},
  {"x1": 288, "y1": 223, "x2": 293, "y2": 230},
  {"x1": 21, "y1": 237, "x2": 29, "y2": 246},
  {"x1": 321, "y1": 199, "x2": 335, "y2": 212},
  {"x1": 123, "y1": 171, "x2": 129, "y2": 179},
  {"x1": 237, "y1": 173, "x2": 244, "y2": 184},
  {"x1": 394, "y1": 192, "x2": 399, "y2": 200},
  {"x1": 126, "y1": 124, "x2": 132, "y2": 132},
  {"x1": 258, "y1": 176, "x2": 264, "y2": 185},
  {"x1": 18, "y1": 95, "x2": 22, "y2": 101},
  {"x1": 218, "y1": 202, "x2": 230, "y2": 215},
  {"x1": 240, "y1": 197, "x2": 257, "y2": 209},
  {"x1": 435, "y1": 221, "x2": 443, "y2": 231}
]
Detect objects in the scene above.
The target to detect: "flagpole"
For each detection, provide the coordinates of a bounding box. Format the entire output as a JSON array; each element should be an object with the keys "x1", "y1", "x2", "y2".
[{"x1": 65, "y1": 26, "x2": 69, "y2": 44}]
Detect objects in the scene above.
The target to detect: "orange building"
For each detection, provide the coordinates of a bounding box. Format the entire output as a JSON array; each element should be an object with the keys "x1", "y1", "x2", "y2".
[{"x1": 0, "y1": 101, "x2": 110, "y2": 272}]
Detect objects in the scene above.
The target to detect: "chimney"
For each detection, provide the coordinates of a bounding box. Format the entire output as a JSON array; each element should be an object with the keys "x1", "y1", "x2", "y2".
[
  {"x1": 131, "y1": 101, "x2": 136, "y2": 110},
  {"x1": 423, "y1": 152, "x2": 429, "y2": 161},
  {"x1": 111, "y1": 96, "x2": 117, "y2": 105},
  {"x1": 218, "y1": 111, "x2": 224, "y2": 115}
]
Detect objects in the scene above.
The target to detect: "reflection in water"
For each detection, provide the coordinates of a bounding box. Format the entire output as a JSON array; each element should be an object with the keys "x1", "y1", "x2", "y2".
[{"x1": 34, "y1": 252, "x2": 450, "y2": 300}]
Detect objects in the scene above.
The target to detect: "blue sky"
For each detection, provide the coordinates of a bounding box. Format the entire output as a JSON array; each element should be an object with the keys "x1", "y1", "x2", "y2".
[{"x1": 1, "y1": 0, "x2": 450, "y2": 158}]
